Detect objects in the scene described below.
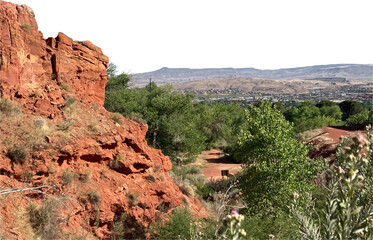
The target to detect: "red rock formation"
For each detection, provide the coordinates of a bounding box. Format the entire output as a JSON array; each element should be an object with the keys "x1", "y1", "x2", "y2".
[
  {"x1": 0, "y1": 1, "x2": 108, "y2": 107},
  {"x1": 0, "y1": 1, "x2": 206, "y2": 239}
]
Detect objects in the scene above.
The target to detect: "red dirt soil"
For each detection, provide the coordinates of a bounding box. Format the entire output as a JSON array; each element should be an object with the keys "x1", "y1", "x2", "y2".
[{"x1": 196, "y1": 149, "x2": 242, "y2": 181}]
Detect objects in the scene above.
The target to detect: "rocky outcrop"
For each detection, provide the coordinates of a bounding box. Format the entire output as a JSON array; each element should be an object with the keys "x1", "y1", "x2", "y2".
[
  {"x1": 0, "y1": 1, "x2": 206, "y2": 239},
  {"x1": 0, "y1": 1, "x2": 108, "y2": 107}
]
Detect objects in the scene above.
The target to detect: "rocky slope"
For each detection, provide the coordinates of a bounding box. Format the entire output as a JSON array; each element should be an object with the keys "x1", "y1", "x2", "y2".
[{"x1": 0, "y1": 1, "x2": 206, "y2": 239}]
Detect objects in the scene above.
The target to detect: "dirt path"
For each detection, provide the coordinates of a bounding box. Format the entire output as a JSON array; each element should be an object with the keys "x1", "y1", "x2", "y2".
[{"x1": 194, "y1": 149, "x2": 242, "y2": 181}]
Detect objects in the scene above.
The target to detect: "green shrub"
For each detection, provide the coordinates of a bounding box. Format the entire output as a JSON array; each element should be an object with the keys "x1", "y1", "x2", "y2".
[
  {"x1": 6, "y1": 145, "x2": 28, "y2": 164},
  {"x1": 195, "y1": 181, "x2": 214, "y2": 200},
  {"x1": 128, "y1": 112, "x2": 147, "y2": 124},
  {"x1": 78, "y1": 172, "x2": 90, "y2": 183},
  {"x1": 0, "y1": 98, "x2": 21, "y2": 116},
  {"x1": 172, "y1": 165, "x2": 201, "y2": 180},
  {"x1": 241, "y1": 212, "x2": 299, "y2": 239},
  {"x1": 151, "y1": 207, "x2": 196, "y2": 240}
]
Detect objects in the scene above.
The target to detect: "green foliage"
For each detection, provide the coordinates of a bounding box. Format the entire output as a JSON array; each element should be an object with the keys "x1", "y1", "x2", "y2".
[
  {"x1": 104, "y1": 82, "x2": 247, "y2": 162},
  {"x1": 106, "y1": 62, "x2": 131, "y2": 90},
  {"x1": 6, "y1": 144, "x2": 28, "y2": 164},
  {"x1": 346, "y1": 106, "x2": 373, "y2": 126},
  {"x1": 291, "y1": 128, "x2": 373, "y2": 239},
  {"x1": 217, "y1": 210, "x2": 247, "y2": 240},
  {"x1": 0, "y1": 98, "x2": 21, "y2": 117},
  {"x1": 316, "y1": 100, "x2": 336, "y2": 108},
  {"x1": 151, "y1": 207, "x2": 214, "y2": 240},
  {"x1": 339, "y1": 100, "x2": 364, "y2": 121},
  {"x1": 285, "y1": 100, "x2": 343, "y2": 133},
  {"x1": 236, "y1": 101, "x2": 321, "y2": 215},
  {"x1": 241, "y1": 212, "x2": 299, "y2": 239}
]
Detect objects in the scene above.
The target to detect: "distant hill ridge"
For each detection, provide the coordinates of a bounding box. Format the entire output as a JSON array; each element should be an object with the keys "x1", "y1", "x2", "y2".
[{"x1": 132, "y1": 64, "x2": 373, "y2": 86}]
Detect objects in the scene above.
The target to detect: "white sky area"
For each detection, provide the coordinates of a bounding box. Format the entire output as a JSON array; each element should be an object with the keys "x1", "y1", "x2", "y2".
[{"x1": 5, "y1": 0, "x2": 373, "y2": 74}]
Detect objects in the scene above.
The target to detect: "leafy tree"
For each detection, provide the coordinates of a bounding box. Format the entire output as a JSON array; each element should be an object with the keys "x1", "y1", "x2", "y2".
[
  {"x1": 285, "y1": 100, "x2": 343, "y2": 133},
  {"x1": 346, "y1": 106, "x2": 373, "y2": 126},
  {"x1": 316, "y1": 100, "x2": 336, "y2": 108},
  {"x1": 106, "y1": 62, "x2": 131, "y2": 90},
  {"x1": 319, "y1": 105, "x2": 342, "y2": 120},
  {"x1": 339, "y1": 100, "x2": 363, "y2": 121},
  {"x1": 236, "y1": 101, "x2": 321, "y2": 215}
]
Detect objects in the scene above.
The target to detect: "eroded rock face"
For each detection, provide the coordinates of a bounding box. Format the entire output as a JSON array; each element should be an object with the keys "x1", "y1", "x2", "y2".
[
  {"x1": 0, "y1": 1, "x2": 108, "y2": 106},
  {"x1": 0, "y1": 2, "x2": 206, "y2": 239}
]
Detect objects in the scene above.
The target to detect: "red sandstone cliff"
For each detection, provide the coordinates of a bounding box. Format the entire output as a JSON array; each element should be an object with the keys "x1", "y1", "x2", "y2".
[{"x1": 0, "y1": 1, "x2": 206, "y2": 239}]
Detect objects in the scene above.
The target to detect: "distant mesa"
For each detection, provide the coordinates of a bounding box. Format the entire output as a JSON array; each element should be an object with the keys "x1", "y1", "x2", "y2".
[{"x1": 132, "y1": 64, "x2": 373, "y2": 87}]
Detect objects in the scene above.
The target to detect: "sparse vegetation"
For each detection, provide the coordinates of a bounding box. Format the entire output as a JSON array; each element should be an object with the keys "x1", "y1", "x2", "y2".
[
  {"x1": 110, "y1": 112, "x2": 123, "y2": 125},
  {"x1": 61, "y1": 169, "x2": 75, "y2": 185},
  {"x1": 63, "y1": 96, "x2": 76, "y2": 109},
  {"x1": 0, "y1": 98, "x2": 21, "y2": 117},
  {"x1": 109, "y1": 154, "x2": 123, "y2": 170},
  {"x1": 56, "y1": 119, "x2": 75, "y2": 131},
  {"x1": 87, "y1": 190, "x2": 100, "y2": 205},
  {"x1": 126, "y1": 192, "x2": 139, "y2": 207},
  {"x1": 145, "y1": 174, "x2": 156, "y2": 182},
  {"x1": 21, "y1": 172, "x2": 34, "y2": 183},
  {"x1": 27, "y1": 199, "x2": 62, "y2": 239},
  {"x1": 60, "y1": 82, "x2": 70, "y2": 92},
  {"x1": 6, "y1": 144, "x2": 28, "y2": 164},
  {"x1": 20, "y1": 23, "x2": 33, "y2": 31}
]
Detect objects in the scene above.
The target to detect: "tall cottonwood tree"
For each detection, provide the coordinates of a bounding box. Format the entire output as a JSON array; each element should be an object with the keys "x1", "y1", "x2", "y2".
[{"x1": 236, "y1": 101, "x2": 321, "y2": 215}]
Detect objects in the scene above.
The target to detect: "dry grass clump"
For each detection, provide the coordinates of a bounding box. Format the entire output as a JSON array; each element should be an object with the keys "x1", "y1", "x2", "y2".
[
  {"x1": 20, "y1": 23, "x2": 33, "y2": 32},
  {"x1": 109, "y1": 154, "x2": 123, "y2": 170},
  {"x1": 110, "y1": 112, "x2": 123, "y2": 125},
  {"x1": 27, "y1": 199, "x2": 63, "y2": 239},
  {"x1": 61, "y1": 169, "x2": 75, "y2": 186},
  {"x1": 0, "y1": 98, "x2": 21, "y2": 117},
  {"x1": 87, "y1": 190, "x2": 100, "y2": 205},
  {"x1": 56, "y1": 119, "x2": 75, "y2": 131}
]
